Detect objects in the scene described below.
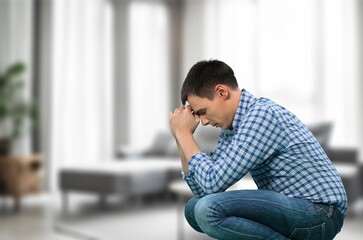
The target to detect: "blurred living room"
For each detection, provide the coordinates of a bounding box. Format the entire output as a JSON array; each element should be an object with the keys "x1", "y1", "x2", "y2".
[{"x1": 1, "y1": 0, "x2": 363, "y2": 239}]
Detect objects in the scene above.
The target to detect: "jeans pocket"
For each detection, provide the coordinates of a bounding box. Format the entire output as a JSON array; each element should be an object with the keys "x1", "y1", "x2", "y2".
[{"x1": 288, "y1": 222, "x2": 325, "y2": 240}]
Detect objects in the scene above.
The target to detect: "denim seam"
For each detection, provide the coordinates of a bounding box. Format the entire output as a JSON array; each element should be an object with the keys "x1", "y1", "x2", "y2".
[
  {"x1": 207, "y1": 201, "x2": 285, "y2": 239},
  {"x1": 220, "y1": 197, "x2": 321, "y2": 214},
  {"x1": 218, "y1": 223, "x2": 268, "y2": 240},
  {"x1": 328, "y1": 209, "x2": 340, "y2": 235},
  {"x1": 288, "y1": 222, "x2": 326, "y2": 239},
  {"x1": 214, "y1": 202, "x2": 230, "y2": 220}
]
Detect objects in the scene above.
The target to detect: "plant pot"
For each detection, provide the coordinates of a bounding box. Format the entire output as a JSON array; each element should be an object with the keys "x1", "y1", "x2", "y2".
[{"x1": 0, "y1": 137, "x2": 11, "y2": 156}]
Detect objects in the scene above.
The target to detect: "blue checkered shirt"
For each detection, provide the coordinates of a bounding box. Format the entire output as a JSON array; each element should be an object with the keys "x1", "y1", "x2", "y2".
[{"x1": 184, "y1": 89, "x2": 348, "y2": 215}]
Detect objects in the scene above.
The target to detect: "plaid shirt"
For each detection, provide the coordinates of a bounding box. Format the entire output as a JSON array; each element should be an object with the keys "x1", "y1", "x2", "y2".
[{"x1": 184, "y1": 89, "x2": 347, "y2": 215}]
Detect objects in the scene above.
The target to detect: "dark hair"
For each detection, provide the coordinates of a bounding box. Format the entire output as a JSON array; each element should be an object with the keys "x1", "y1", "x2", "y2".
[{"x1": 181, "y1": 60, "x2": 239, "y2": 105}]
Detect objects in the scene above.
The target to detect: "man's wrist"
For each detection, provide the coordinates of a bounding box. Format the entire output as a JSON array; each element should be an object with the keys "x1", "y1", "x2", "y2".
[
  {"x1": 175, "y1": 131, "x2": 193, "y2": 142},
  {"x1": 175, "y1": 132, "x2": 200, "y2": 161}
]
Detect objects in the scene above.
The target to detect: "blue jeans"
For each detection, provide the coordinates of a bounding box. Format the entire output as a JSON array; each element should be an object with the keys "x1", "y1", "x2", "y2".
[{"x1": 185, "y1": 190, "x2": 344, "y2": 240}]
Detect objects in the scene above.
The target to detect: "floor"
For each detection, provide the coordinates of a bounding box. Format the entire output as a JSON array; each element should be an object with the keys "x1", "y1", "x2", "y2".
[{"x1": 0, "y1": 193, "x2": 363, "y2": 240}]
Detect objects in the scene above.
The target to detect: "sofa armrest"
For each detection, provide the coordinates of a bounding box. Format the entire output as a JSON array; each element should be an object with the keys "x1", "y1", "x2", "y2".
[{"x1": 324, "y1": 147, "x2": 358, "y2": 164}]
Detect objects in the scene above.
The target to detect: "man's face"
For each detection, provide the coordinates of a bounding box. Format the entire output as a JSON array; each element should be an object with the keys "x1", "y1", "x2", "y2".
[{"x1": 187, "y1": 93, "x2": 233, "y2": 130}]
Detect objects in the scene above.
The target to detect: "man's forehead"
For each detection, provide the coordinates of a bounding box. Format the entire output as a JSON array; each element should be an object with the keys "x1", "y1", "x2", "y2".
[
  {"x1": 187, "y1": 103, "x2": 205, "y2": 115},
  {"x1": 187, "y1": 95, "x2": 201, "y2": 105},
  {"x1": 186, "y1": 102, "x2": 197, "y2": 112},
  {"x1": 187, "y1": 95, "x2": 208, "y2": 110},
  {"x1": 185, "y1": 97, "x2": 197, "y2": 110}
]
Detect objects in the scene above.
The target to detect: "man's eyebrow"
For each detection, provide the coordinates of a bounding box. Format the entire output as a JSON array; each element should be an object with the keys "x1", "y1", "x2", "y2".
[{"x1": 194, "y1": 108, "x2": 206, "y2": 115}]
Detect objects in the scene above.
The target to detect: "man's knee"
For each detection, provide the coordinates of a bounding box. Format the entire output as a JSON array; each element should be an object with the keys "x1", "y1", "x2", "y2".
[
  {"x1": 184, "y1": 198, "x2": 199, "y2": 220},
  {"x1": 184, "y1": 198, "x2": 204, "y2": 233},
  {"x1": 194, "y1": 194, "x2": 224, "y2": 231}
]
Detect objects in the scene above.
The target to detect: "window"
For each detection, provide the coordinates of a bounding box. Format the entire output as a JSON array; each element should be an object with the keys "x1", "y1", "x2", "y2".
[
  {"x1": 128, "y1": 1, "x2": 170, "y2": 149},
  {"x1": 184, "y1": 0, "x2": 359, "y2": 148}
]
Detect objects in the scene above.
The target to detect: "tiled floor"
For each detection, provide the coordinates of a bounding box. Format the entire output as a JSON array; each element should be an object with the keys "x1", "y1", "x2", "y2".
[{"x1": 0, "y1": 193, "x2": 362, "y2": 240}]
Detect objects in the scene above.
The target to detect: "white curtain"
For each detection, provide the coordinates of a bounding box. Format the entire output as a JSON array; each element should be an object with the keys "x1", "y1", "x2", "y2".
[
  {"x1": 0, "y1": 0, "x2": 33, "y2": 155},
  {"x1": 127, "y1": 1, "x2": 170, "y2": 149},
  {"x1": 50, "y1": 0, "x2": 113, "y2": 191},
  {"x1": 257, "y1": 0, "x2": 359, "y2": 148},
  {"x1": 184, "y1": 0, "x2": 360, "y2": 150},
  {"x1": 320, "y1": 0, "x2": 359, "y2": 148}
]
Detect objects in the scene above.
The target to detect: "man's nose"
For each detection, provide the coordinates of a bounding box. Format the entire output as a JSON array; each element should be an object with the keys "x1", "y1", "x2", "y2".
[{"x1": 200, "y1": 116, "x2": 210, "y2": 126}]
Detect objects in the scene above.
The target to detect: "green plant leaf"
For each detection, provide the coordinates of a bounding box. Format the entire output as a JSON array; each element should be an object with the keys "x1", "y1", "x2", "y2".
[
  {"x1": 0, "y1": 62, "x2": 36, "y2": 139},
  {"x1": 6, "y1": 62, "x2": 25, "y2": 77}
]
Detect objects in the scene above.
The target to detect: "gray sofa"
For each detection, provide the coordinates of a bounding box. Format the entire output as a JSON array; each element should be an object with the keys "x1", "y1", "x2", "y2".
[
  {"x1": 325, "y1": 147, "x2": 362, "y2": 215},
  {"x1": 59, "y1": 158, "x2": 182, "y2": 211}
]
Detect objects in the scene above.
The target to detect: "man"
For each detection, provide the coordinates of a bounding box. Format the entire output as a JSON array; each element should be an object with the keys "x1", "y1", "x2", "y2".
[{"x1": 169, "y1": 60, "x2": 347, "y2": 240}]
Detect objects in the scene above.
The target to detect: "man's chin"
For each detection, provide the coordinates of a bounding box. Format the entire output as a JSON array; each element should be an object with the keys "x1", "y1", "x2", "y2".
[{"x1": 223, "y1": 124, "x2": 233, "y2": 130}]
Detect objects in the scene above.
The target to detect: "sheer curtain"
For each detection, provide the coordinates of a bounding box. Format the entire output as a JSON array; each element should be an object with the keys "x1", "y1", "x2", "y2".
[
  {"x1": 185, "y1": 0, "x2": 359, "y2": 150},
  {"x1": 0, "y1": 0, "x2": 33, "y2": 155},
  {"x1": 257, "y1": 0, "x2": 359, "y2": 148},
  {"x1": 49, "y1": 0, "x2": 113, "y2": 191},
  {"x1": 127, "y1": 1, "x2": 170, "y2": 149},
  {"x1": 257, "y1": 0, "x2": 317, "y2": 123}
]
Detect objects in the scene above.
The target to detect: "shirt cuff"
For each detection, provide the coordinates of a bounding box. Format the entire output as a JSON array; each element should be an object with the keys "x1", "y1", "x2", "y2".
[{"x1": 182, "y1": 152, "x2": 209, "y2": 178}]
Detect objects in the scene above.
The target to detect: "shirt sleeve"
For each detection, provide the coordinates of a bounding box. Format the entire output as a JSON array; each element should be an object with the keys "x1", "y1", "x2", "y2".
[
  {"x1": 184, "y1": 105, "x2": 286, "y2": 196},
  {"x1": 183, "y1": 163, "x2": 207, "y2": 198}
]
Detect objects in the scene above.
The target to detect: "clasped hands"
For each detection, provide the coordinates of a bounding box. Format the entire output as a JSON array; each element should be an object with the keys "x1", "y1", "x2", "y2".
[{"x1": 169, "y1": 105, "x2": 200, "y2": 138}]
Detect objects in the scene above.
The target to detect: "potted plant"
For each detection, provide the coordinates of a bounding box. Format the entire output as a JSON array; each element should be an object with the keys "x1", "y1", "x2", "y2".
[{"x1": 0, "y1": 62, "x2": 37, "y2": 155}]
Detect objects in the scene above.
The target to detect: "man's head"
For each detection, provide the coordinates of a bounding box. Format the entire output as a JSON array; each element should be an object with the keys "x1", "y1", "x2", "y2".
[
  {"x1": 181, "y1": 60, "x2": 241, "y2": 129},
  {"x1": 181, "y1": 60, "x2": 239, "y2": 105}
]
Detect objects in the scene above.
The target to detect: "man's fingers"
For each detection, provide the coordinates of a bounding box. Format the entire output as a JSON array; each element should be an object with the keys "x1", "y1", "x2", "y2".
[{"x1": 173, "y1": 106, "x2": 187, "y2": 114}]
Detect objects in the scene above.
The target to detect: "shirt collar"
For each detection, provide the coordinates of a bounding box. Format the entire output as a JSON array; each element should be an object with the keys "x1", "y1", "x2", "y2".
[{"x1": 230, "y1": 89, "x2": 257, "y2": 132}]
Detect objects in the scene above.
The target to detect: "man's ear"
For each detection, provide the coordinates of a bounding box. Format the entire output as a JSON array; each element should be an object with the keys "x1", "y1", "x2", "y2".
[{"x1": 215, "y1": 84, "x2": 229, "y2": 99}]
